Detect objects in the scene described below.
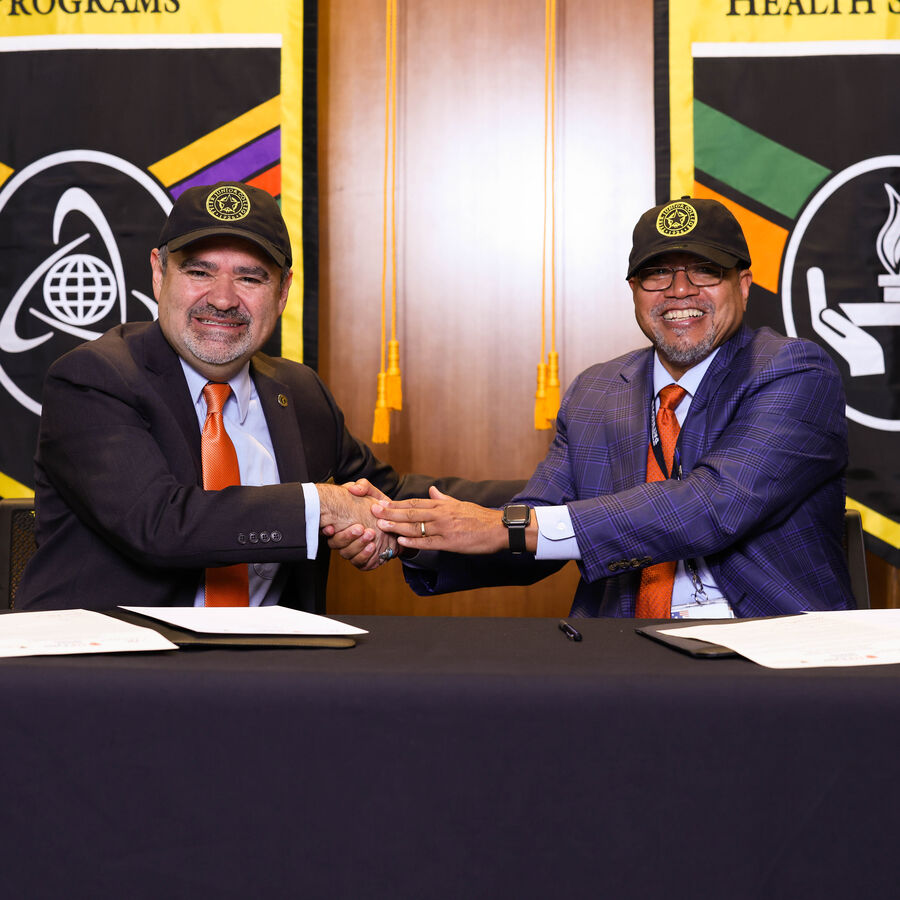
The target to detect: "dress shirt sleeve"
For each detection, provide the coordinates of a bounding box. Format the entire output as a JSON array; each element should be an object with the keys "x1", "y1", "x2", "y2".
[
  {"x1": 534, "y1": 506, "x2": 582, "y2": 560},
  {"x1": 301, "y1": 483, "x2": 321, "y2": 560}
]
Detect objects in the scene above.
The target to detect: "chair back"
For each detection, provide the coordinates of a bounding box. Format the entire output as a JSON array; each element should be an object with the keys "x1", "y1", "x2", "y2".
[
  {"x1": 0, "y1": 498, "x2": 37, "y2": 610},
  {"x1": 843, "y1": 508, "x2": 870, "y2": 610}
]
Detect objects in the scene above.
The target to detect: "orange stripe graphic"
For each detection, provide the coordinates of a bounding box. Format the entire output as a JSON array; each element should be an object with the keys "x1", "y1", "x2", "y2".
[
  {"x1": 247, "y1": 164, "x2": 281, "y2": 198},
  {"x1": 693, "y1": 182, "x2": 788, "y2": 294}
]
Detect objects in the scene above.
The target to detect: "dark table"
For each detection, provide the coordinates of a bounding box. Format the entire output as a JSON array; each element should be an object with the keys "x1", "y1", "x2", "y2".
[{"x1": 2, "y1": 615, "x2": 899, "y2": 899}]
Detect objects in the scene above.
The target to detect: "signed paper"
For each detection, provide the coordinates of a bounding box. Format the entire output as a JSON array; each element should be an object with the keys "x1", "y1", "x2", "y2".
[
  {"x1": 658, "y1": 610, "x2": 900, "y2": 669},
  {"x1": 0, "y1": 609, "x2": 177, "y2": 658},
  {"x1": 120, "y1": 605, "x2": 368, "y2": 637}
]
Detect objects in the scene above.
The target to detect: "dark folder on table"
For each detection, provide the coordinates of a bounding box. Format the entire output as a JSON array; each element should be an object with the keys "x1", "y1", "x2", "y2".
[
  {"x1": 106, "y1": 608, "x2": 358, "y2": 649},
  {"x1": 635, "y1": 621, "x2": 738, "y2": 658}
]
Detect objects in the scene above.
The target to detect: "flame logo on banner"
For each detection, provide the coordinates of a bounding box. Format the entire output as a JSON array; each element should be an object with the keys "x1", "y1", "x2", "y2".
[{"x1": 782, "y1": 155, "x2": 900, "y2": 432}]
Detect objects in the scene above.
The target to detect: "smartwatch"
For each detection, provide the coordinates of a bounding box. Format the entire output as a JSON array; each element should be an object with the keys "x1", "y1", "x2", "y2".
[{"x1": 501, "y1": 504, "x2": 531, "y2": 554}]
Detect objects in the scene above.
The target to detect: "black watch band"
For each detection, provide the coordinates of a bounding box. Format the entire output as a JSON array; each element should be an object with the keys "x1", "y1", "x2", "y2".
[{"x1": 501, "y1": 504, "x2": 531, "y2": 554}]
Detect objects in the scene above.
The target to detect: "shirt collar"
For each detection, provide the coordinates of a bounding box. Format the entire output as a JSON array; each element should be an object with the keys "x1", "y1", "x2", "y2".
[
  {"x1": 179, "y1": 358, "x2": 252, "y2": 424},
  {"x1": 652, "y1": 346, "x2": 720, "y2": 399}
]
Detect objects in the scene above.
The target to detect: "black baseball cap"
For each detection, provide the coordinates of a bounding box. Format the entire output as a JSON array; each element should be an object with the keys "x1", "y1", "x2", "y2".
[
  {"x1": 626, "y1": 197, "x2": 750, "y2": 279},
  {"x1": 157, "y1": 182, "x2": 292, "y2": 268}
]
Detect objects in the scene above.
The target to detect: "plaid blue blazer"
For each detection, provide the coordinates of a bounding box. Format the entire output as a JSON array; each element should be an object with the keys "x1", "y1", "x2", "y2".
[{"x1": 409, "y1": 325, "x2": 853, "y2": 618}]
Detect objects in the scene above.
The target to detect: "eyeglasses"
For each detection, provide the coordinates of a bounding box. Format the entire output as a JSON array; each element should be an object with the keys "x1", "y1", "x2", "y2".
[{"x1": 633, "y1": 263, "x2": 726, "y2": 291}]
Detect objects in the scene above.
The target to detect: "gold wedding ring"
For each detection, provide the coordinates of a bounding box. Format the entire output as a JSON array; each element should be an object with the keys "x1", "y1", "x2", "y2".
[{"x1": 420, "y1": 521, "x2": 427, "y2": 538}]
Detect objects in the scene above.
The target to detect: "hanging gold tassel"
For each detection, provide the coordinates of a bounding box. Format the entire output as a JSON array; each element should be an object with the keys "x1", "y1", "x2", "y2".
[
  {"x1": 372, "y1": 372, "x2": 390, "y2": 444},
  {"x1": 544, "y1": 1, "x2": 561, "y2": 428},
  {"x1": 534, "y1": 0, "x2": 559, "y2": 432},
  {"x1": 386, "y1": 339, "x2": 403, "y2": 409},
  {"x1": 371, "y1": 0, "x2": 399, "y2": 442},
  {"x1": 534, "y1": 362, "x2": 551, "y2": 429}
]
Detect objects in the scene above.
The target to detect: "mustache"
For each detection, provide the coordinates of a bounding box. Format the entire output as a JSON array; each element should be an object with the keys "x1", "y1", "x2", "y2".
[
  {"x1": 189, "y1": 304, "x2": 251, "y2": 325},
  {"x1": 649, "y1": 299, "x2": 714, "y2": 317}
]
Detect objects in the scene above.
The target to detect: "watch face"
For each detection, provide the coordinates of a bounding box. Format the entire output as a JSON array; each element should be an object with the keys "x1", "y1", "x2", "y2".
[{"x1": 503, "y1": 505, "x2": 530, "y2": 526}]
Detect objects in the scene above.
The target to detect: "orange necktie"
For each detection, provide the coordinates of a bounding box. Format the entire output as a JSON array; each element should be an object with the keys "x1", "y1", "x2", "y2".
[
  {"x1": 201, "y1": 382, "x2": 249, "y2": 607},
  {"x1": 634, "y1": 383, "x2": 687, "y2": 618}
]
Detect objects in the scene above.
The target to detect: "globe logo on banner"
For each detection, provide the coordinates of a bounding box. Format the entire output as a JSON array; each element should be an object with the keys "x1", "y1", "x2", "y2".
[
  {"x1": 782, "y1": 156, "x2": 900, "y2": 433},
  {"x1": 0, "y1": 150, "x2": 171, "y2": 416},
  {"x1": 45, "y1": 255, "x2": 117, "y2": 327}
]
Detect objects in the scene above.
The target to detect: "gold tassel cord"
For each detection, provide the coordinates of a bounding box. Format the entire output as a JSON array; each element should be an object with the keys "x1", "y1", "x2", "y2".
[
  {"x1": 385, "y1": 0, "x2": 402, "y2": 411},
  {"x1": 535, "y1": 0, "x2": 560, "y2": 430},
  {"x1": 534, "y1": 0, "x2": 551, "y2": 429},
  {"x1": 545, "y1": 0, "x2": 561, "y2": 421},
  {"x1": 372, "y1": 0, "x2": 400, "y2": 443}
]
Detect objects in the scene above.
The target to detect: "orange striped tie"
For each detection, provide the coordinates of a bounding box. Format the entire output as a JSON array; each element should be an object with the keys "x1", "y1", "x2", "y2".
[
  {"x1": 201, "y1": 382, "x2": 249, "y2": 606},
  {"x1": 635, "y1": 383, "x2": 687, "y2": 618}
]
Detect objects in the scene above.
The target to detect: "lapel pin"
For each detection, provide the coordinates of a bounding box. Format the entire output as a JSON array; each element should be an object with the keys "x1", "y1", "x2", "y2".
[{"x1": 277, "y1": 393, "x2": 288, "y2": 407}]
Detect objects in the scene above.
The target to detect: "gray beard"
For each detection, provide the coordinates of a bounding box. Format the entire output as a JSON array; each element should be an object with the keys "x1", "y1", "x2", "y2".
[
  {"x1": 183, "y1": 306, "x2": 252, "y2": 365},
  {"x1": 183, "y1": 333, "x2": 251, "y2": 366},
  {"x1": 652, "y1": 326, "x2": 717, "y2": 369}
]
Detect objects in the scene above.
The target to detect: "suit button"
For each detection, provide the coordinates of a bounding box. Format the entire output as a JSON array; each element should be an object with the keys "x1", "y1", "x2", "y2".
[
  {"x1": 238, "y1": 533, "x2": 247, "y2": 544},
  {"x1": 629, "y1": 558, "x2": 642, "y2": 568},
  {"x1": 260, "y1": 531, "x2": 271, "y2": 543},
  {"x1": 271, "y1": 531, "x2": 283, "y2": 543},
  {"x1": 249, "y1": 532, "x2": 259, "y2": 544},
  {"x1": 641, "y1": 556, "x2": 652, "y2": 565}
]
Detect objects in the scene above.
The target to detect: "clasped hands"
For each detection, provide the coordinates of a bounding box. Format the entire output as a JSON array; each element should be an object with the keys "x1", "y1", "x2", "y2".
[{"x1": 320, "y1": 479, "x2": 505, "y2": 570}]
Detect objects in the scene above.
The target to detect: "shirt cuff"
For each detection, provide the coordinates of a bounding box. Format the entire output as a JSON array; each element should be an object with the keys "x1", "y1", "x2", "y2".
[
  {"x1": 301, "y1": 482, "x2": 320, "y2": 560},
  {"x1": 534, "y1": 505, "x2": 581, "y2": 560}
]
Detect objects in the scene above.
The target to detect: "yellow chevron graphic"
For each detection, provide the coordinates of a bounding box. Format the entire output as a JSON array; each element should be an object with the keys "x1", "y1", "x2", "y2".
[
  {"x1": 149, "y1": 95, "x2": 281, "y2": 188},
  {"x1": 847, "y1": 496, "x2": 900, "y2": 551}
]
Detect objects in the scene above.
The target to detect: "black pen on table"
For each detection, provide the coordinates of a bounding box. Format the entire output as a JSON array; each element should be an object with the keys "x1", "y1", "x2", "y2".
[{"x1": 558, "y1": 619, "x2": 583, "y2": 642}]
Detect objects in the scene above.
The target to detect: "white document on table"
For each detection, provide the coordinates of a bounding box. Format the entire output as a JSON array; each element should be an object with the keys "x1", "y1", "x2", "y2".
[
  {"x1": 120, "y1": 605, "x2": 368, "y2": 636},
  {"x1": 0, "y1": 609, "x2": 178, "y2": 658},
  {"x1": 658, "y1": 610, "x2": 900, "y2": 669}
]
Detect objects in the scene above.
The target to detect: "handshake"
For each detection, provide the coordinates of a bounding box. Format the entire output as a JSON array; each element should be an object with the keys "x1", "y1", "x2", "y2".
[{"x1": 316, "y1": 478, "x2": 512, "y2": 571}]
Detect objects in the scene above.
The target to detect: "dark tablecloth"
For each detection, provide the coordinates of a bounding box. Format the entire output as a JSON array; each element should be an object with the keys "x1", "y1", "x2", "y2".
[{"x1": 2, "y1": 615, "x2": 899, "y2": 898}]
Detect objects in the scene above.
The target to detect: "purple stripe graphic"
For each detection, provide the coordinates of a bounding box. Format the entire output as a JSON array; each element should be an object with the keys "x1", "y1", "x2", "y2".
[{"x1": 170, "y1": 129, "x2": 281, "y2": 197}]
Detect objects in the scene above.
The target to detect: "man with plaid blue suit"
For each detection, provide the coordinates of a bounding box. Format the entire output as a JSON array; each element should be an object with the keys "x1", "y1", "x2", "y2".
[{"x1": 340, "y1": 197, "x2": 852, "y2": 618}]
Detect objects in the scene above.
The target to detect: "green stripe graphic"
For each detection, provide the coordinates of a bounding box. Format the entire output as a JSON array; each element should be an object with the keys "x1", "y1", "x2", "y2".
[{"x1": 693, "y1": 100, "x2": 831, "y2": 219}]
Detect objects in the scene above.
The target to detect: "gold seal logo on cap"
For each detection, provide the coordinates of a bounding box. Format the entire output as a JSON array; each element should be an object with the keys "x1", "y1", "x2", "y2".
[
  {"x1": 656, "y1": 201, "x2": 697, "y2": 237},
  {"x1": 206, "y1": 185, "x2": 251, "y2": 222}
]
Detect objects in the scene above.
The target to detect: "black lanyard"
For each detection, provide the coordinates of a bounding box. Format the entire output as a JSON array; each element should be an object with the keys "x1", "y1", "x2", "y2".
[
  {"x1": 648, "y1": 388, "x2": 711, "y2": 603},
  {"x1": 648, "y1": 393, "x2": 684, "y2": 481}
]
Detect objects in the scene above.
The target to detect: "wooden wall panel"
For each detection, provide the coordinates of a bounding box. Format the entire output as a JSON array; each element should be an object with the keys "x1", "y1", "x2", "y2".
[{"x1": 318, "y1": 0, "x2": 655, "y2": 616}]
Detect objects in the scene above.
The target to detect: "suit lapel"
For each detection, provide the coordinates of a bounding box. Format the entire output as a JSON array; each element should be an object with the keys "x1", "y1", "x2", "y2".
[
  {"x1": 611, "y1": 351, "x2": 654, "y2": 492},
  {"x1": 140, "y1": 322, "x2": 204, "y2": 480},
  {"x1": 252, "y1": 356, "x2": 311, "y2": 483},
  {"x1": 679, "y1": 325, "x2": 752, "y2": 469}
]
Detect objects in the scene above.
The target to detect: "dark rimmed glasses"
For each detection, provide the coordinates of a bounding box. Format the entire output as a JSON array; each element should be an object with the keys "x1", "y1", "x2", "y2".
[{"x1": 633, "y1": 263, "x2": 726, "y2": 291}]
